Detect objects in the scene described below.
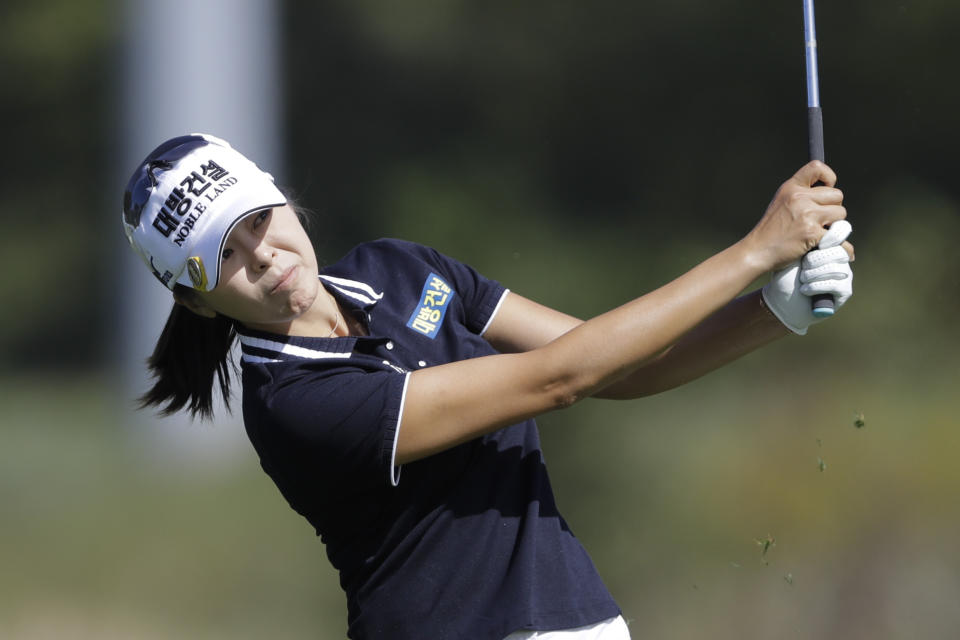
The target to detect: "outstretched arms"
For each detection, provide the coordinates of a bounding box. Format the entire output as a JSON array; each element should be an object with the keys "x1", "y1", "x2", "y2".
[{"x1": 396, "y1": 162, "x2": 851, "y2": 463}]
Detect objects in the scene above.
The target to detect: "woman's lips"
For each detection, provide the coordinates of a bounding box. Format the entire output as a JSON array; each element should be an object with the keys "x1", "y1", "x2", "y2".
[{"x1": 270, "y1": 265, "x2": 298, "y2": 293}]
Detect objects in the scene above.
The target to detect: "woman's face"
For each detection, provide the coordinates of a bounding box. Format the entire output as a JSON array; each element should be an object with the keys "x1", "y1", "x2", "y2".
[{"x1": 197, "y1": 204, "x2": 321, "y2": 331}]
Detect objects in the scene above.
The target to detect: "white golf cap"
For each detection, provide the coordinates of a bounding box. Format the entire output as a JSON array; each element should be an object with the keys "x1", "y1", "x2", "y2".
[{"x1": 122, "y1": 133, "x2": 287, "y2": 291}]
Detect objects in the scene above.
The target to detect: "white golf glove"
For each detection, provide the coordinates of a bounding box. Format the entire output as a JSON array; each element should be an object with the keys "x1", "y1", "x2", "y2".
[{"x1": 761, "y1": 220, "x2": 853, "y2": 335}]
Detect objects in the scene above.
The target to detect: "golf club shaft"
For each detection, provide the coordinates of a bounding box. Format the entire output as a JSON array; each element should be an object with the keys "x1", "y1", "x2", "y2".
[{"x1": 804, "y1": 0, "x2": 835, "y2": 316}]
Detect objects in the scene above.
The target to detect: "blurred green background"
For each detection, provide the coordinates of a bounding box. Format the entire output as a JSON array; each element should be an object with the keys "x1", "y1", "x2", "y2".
[{"x1": 2, "y1": 0, "x2": 958, "y2": 638}]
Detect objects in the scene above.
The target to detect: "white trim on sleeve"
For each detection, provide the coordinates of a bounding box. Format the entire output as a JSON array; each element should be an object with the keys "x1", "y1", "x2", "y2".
[
  {"x1": 389, "y1": 372, "x2": 410, "y2": 487},
  {"x1": 480, "y1": 289, "x2": 510, "y2": 337}
]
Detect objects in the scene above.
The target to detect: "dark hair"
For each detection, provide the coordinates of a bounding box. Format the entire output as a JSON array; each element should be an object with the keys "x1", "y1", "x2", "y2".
[
  {"x1": 139, "y1": 284, "x2": 237, "y2": 420},
  {"x1": 138, "y1": 197, "x2": 311, "y2": 420}
]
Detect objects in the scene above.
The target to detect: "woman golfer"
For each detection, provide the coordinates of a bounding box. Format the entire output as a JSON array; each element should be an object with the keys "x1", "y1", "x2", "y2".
[{"x1": 122, "y1": 133, "x2": 853, "y2": 640}]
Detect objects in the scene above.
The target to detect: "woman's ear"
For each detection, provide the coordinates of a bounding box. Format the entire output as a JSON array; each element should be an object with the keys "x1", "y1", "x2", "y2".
[{"x1": 173, "y1": 289, "x2": 217, "y2": 318}]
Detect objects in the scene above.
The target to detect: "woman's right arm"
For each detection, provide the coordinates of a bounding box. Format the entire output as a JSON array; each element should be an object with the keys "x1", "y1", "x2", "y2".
[{"x1": 396, "y1": 161, "x2": 846, "y2": 464}]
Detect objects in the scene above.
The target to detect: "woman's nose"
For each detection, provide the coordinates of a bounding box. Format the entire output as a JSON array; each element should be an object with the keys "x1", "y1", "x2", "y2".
[
  {"x1": 235, "y1": 232, "x2": 275, "y2": 272},
  {"x1": 251, "y1": 244, "x2": 275, "y2": 271}
]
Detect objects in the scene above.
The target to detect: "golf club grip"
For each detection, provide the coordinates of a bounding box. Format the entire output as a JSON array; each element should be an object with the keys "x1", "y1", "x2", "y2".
[
  {"x1": 807, "y1": 107, "x2": 825, "y2": 164},
  {"x1": 807, "y1": 106, "x2": 835, "y2": 316}
]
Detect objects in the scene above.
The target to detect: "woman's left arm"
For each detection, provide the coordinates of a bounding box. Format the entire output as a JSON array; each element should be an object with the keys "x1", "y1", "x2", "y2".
[
  {"x1": 592, "y1": 289, "x2": 788, "y2": 398},
  {"x1": 485, "y1": 289, "x2": 789, "y2": 399}
]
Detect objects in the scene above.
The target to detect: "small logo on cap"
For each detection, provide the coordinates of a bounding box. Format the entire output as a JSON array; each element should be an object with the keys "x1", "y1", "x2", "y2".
[
  {"x1": 187, "y1": 256, "x2": 208, "y2": 290},
  {"x1": 149, "y1": 257, "x2": 174, "y2": 287}
]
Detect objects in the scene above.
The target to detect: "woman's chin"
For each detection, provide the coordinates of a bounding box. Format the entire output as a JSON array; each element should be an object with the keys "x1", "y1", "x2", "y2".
[{"x1": 285, "y1": 290, "x2": 316, "y2": 318}]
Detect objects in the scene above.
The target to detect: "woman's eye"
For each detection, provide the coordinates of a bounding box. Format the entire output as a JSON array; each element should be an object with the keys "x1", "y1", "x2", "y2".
[
  {"x1": 253, "y1": 209, "x2": 271, "y2": 228},
  {"x1": 221, "y1": 248, "x2": 234, "y2": 261}
]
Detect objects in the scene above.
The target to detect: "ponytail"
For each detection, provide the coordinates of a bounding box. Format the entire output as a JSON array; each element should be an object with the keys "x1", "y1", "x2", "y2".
[{"x1": 139, "y1": 284, "x2": 237, "y2": 420}]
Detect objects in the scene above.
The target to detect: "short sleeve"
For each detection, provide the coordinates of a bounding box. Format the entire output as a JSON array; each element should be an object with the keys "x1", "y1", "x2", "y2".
[
  {"x1": 399, "y1": 241, "x2": 508, "y2": 335},
  {"x1": 328, "y1": 239, "x2": 509, "y2": 338},
  {"x1": 259, "y1": 367, "x2": 408, "y2": 492}
]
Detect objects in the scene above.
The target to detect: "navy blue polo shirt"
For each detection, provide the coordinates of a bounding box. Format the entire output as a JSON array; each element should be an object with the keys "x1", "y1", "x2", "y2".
[{"x1": 238, "y1": 239, "x2": 619, "y2": 640}]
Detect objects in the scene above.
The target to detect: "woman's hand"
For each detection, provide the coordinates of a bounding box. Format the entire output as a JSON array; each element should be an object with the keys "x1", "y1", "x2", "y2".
[
  {"x1": 740, "y1": 161, "x2": 849, "y2": 272},
  {"x1": 761, "y1": 219, "x2": 854, "y2": 335}
]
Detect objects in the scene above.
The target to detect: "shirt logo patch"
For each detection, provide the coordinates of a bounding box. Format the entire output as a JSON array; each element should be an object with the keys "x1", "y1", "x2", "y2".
[{"x1": 406, "y1": 273, "x2": 454, "y2": 339}]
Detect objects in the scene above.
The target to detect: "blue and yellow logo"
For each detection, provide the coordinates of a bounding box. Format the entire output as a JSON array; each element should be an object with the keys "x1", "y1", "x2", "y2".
[{"x1": 407, "y1": 273, "x2": 454, "y2": 339}]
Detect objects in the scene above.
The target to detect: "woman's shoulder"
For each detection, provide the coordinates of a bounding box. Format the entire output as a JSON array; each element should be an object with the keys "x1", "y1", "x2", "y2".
[
  {"x1": 341, "y1": 237, "x2": 437, "y2": 261},
  {"x1": 324, "y1": 238, "x2": 450, "y2": 283}
]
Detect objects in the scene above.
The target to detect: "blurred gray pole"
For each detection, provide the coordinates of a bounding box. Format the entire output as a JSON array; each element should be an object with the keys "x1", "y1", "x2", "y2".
[{"x1": 119, "y1": 0, "x2": 283, "y2": 466}]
